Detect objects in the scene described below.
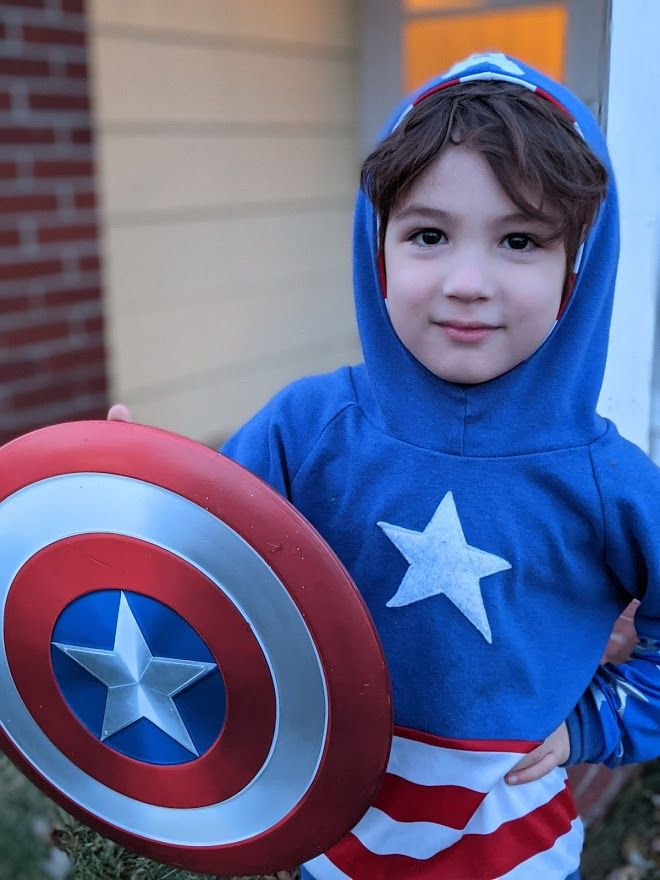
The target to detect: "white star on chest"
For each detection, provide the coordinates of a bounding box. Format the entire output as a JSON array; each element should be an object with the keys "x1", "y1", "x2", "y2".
[
  {"x1": 53, "y1": 592, "x2": 216, "y2": 755},
  {"x1": 378, "y1": 491, "x2": 511, "y2": 644}
]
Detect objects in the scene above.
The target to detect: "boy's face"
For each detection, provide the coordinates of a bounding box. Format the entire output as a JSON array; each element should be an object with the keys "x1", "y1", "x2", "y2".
[{"x1": 383, "y1": 146, "x2": 567, "y2": 384}]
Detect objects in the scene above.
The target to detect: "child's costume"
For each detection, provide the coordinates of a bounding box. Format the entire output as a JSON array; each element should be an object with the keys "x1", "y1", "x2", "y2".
[{"x1": 222, "y1": 55, "x2": 660, "y2": 880}]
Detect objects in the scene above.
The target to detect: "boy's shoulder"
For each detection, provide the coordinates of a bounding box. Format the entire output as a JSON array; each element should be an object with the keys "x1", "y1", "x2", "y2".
[
  {"x1": 222, "y1": 364, "x2": 364, "y2": 489},
  {"x1": 266, "y1": 363, "x2": 361, "y2": 430},
  {"x1": 588, "y1": 420, "x2": 659, "y2": 554},
  {"x1": 590, "y1": 420, "x2": 660, "y2": 492}
]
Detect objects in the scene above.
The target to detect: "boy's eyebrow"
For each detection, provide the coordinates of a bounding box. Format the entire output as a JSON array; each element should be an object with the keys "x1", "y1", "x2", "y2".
[
  {"x1": 391, "y1": 204, "x2": 455, "y2": 223},
  {"x1": 392, "y1": 203, "x2": 554, "y2": 228}
]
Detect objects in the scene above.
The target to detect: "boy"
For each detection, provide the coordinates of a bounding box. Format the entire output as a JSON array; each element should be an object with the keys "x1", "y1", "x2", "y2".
[
  {"x1": 111, "y1": 53, "x2": 658, "y2": 878},
  {"x1": 220, "y1": 54, "x2": 660, "y2": 880}
]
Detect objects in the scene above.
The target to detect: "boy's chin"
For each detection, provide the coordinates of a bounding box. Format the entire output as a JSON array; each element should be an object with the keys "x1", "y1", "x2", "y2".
[{"x1": 423, "y1": 359, "x2": 522, "y2": 386}]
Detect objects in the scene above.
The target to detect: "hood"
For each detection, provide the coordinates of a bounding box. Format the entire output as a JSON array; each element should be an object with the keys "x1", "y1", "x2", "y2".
[{"x1": 353, "y1": 53, "x2": 619, "y2": 456}]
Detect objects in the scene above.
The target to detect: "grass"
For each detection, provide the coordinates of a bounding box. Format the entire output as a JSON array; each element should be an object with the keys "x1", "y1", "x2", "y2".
[
  {"x1": 0, "y1": 753, "x2": 65, "y2": 880},
  {"x1": 0, "y1": 754, "x2": 294, "y2": 880}
]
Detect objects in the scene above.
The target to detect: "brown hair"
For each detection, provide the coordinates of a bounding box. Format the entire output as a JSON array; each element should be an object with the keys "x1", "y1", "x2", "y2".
[{"x1": 361, "y1": 81, "x2": 608, "y2": 271}]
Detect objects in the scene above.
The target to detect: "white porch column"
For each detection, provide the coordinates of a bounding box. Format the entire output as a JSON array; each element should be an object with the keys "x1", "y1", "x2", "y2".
[{"x1": 598, "y1": 0, "x2": 660, "y2": 453}]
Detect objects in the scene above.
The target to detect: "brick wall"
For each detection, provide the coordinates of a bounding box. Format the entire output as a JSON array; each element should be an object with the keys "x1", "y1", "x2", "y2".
[{"x1": 0, "y1": 0, "x2": 107, "y2": 446}]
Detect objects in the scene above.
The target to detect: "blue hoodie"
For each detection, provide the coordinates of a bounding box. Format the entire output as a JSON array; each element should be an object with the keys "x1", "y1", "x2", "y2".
[{"x1": 223, "y1": 54, "x2": 660, "y2": 880}]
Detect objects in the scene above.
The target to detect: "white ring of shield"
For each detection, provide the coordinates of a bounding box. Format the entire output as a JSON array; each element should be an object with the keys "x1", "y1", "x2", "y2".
[{"x1": 0, "y1": 473, "x2": 328, "y2": 847}]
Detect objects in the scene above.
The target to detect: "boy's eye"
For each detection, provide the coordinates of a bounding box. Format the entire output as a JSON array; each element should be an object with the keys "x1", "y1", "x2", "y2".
[
  {"x1": 410, "y1": 228, "x2": 445, "y2": 247},
  {"x1": 503, "y1": 233, "x2": 535, "y2": 251}
]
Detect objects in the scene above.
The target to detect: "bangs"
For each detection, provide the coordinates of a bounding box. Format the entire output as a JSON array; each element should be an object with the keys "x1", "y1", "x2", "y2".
[{"x1": 361, "y1": 81, "x2": 608, "y2": 268}]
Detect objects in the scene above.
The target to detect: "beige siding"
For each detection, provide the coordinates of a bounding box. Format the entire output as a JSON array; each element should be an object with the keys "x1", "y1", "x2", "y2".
[
  {"x1": 88, "y1": 0, "x2": 360, "y2": 444},
  {"x1": 93, "y1": 37, "x2": 355, "y2": 126},
  {"x1": 101, "y1": 133, "x2": 355, "y2": 215},
  {"x1": 90, "y1": 0, "x2": 355, "y2": 48}
]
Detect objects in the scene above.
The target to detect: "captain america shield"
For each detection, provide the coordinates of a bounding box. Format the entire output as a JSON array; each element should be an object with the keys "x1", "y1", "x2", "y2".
[{"x1": 0, "y1": 420, "x2": 391, "y2": 875}]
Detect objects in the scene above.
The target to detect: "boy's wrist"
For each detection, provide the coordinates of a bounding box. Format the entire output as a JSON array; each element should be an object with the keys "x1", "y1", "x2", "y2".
[
  {"x1": 563, "y1": 710, "x2": 582, "y2": 765},
  {"x1": 563, "y1": 692, "x2": 606, "y2": 765}
]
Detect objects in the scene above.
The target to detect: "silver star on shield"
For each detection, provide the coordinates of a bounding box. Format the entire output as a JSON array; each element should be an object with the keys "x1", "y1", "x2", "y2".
[
  {"x1": 53, "y1": 592, "x2": 216, "y2": 755},
  {"x1": 378, "y1": 491, "x2": 511, "y2": 643}
]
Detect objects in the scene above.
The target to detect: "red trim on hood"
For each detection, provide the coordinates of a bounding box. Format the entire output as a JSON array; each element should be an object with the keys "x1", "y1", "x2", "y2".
[
  {"x1": 413, "y1": 78, "x2": 461, "y2": 106},
  {"x1": 377, "y1": 249, "x2": 388, "y2": 298},
  {"x1": 559, "y1": 273, "x2": 577, "y2": 319}
]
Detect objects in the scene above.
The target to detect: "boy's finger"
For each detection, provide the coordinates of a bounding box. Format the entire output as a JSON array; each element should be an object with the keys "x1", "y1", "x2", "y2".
[
  {"x1": 601, "y1": 602, "x2": 639, "y2": 663},
  {"x1": 508, "y1": 744, "x2": 544, "y2": 774},
  {"x1": 107, "y1": 403, "x2": 133, "y2": 422},
  {"x1": 506, "y1": 752, "x2": 558, "y2": 785}
]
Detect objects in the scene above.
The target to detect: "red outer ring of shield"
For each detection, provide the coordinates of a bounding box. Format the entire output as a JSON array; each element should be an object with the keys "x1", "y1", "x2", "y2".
[
  {"x1": 5, "y1": 533, "x2": 277, "y2": 808},
  {"x1": 0, "y1": 420, "x2": 392, "y2": 875}
]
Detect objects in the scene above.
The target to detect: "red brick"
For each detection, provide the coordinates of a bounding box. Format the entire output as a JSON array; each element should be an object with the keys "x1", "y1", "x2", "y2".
[
  {"x1": 83, "y1": 315, "x2": 104, "y2": 333},
  {"x1": 74, "y1": 192, "x2": 95, "y2": 209},
  {"x1": 1, "y1": 0, "x2": 46, "y2": 7},
  {"x1": 67, "y1": 404, "x2": 109, "y2": 422},
  {"x1": 71, "y1": 127, "x2": 92, "y2": 144},
  {"x1": 0, "y1": 58, "x2": 50, "y2": 77},
  {"x1": 38, "y1": 223, "x2": 97, "y2": 244},
  {"x1": 0, "y1": 194, "x2": 58, "y2": 212},
  {"x1": 0, "y1": 320, "x2": 69, "y2": 347},
  {"x1": 47, "y1": 343, "x2": 105, "y2": 371},
  {"x1": 85, "y1": 373, "x2": 108, "y2": 394},
  {"x1": 0, "y1": 93, "x2": 11, "y2": 110},
  {"x1": 79, "y1": 254, "x2": 100, "y2": 272},
  {"x1": 60, "y1": 0, "x2": 85, "y2": 12},
  {"x1": 66, "y1": 62, "x2": 88, "y2": 79},
  {"x1": 22, "y1": 25, "x2": 85, "y2": 46},
  {"x1": 0, "y1": 293, "x2": 30, "y2": 313},
  {"x1": 0, "y1": 162, "x2": 17, "y2": 179},
  {"x1": 0, "y1": 358, "x2": 38, "y2": 382},
  {"x1": 12, "y1": 381, "x2": 75, "y2": 410},
  {"x1": 29, "y1": 93, "x2": 89, "y2": 112},
  {"x1": 12, "y1": 370, "x2": 107, "y2": 410},
  {"x1": 44, "y1": 286, "x2": 100, "y2": 307},
  {"x1": 0, "y1": 258, "x2": 62, "y2": 282},
  {"x1": 0, "y1": 126, "x2": 56, "y2": 145},
  {"x1": 34, "y1": 160, "x2": 93, "y2": 178},
  {"x1": 0, "y1": 229, "x2": 20, "y2": 248}
]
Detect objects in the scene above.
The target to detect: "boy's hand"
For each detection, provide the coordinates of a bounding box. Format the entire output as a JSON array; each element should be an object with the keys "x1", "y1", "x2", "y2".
[
  {"x1": 505, "y1": 722, "x2": 569, "y2": 785},
  {"x1": 107, "y1": 403, "x2": 133, "y2": 422},
  {"x1": 602, "y1": 600, "x2": 639, "y2": 664}
]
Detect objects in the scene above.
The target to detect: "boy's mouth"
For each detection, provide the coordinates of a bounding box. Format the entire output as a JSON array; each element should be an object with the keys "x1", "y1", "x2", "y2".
[{"x1": 435, "y1": 321, "x2": 499, "y2": 343}]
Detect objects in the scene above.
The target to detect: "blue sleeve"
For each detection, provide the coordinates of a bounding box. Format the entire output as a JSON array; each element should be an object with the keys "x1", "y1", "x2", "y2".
[{"x1": 565, "y1": 430, "x2": 660, "y2": 767}]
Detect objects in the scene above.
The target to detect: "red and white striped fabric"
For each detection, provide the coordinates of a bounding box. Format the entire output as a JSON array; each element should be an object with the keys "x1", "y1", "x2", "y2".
[{"x1": 304, "y1": 726, "x2": 582, "y2": 880}]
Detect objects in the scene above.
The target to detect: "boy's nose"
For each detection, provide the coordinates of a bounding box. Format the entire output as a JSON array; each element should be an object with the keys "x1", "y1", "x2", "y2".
[{"x1": 441, "y1": 255, "x2": 494, "y2": 301}]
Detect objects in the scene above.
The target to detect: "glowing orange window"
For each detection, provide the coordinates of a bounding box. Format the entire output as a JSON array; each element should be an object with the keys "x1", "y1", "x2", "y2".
[{"x1": 403, "y1": 2, "x2": 568, "y2": 92}]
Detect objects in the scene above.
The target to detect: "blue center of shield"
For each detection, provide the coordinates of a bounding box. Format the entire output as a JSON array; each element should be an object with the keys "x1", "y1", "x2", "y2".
[{"x1": 51, "y1": 590, "x2": 225, "y2": 764}]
